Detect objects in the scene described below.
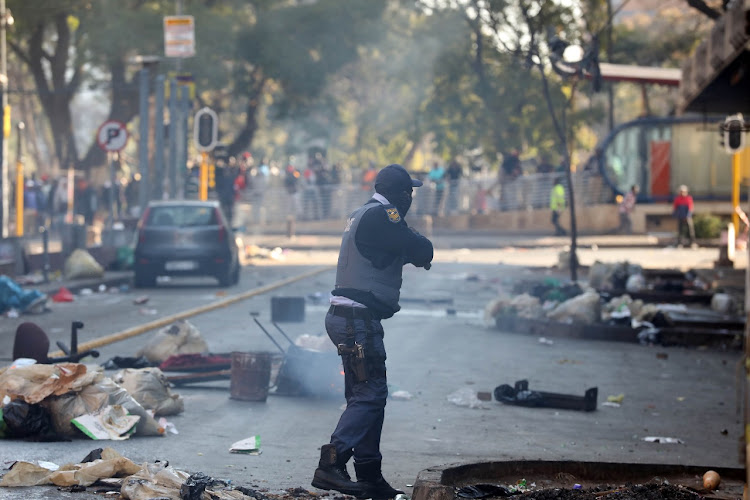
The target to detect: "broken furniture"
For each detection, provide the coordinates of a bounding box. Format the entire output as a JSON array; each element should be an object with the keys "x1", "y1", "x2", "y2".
[
  {"x1": 12, "y1": 320, "x2": 100, "y2": 364},
  {"x1": 494, "y1": 379, "x2": 597, "y2": 412}
]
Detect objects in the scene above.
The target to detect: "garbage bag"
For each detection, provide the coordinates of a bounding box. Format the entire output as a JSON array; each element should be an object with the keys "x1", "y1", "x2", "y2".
[
  {"x1": 0, "y1": 275, "x2": 46, "y2": 314},
  {"x1": 0, "y1": 447, "x2": 140, "y2": 487},
  {"x1": 120, "y1": 461, "x2": 191, "y2": 500},
  {"x1": 136, "y1": 320, "x2": 209, "y2": 363},
  {"x1": 181, "y1": 472, "x2": 229, "y2": 500},
  {"x1": 64, "y1": 249, "x2": 104, "y2": 280},
  {"x1": 546, "y1": 290, "x2": 601, "y2": 324},
  {"x1": 0, "y1": 363, "x2": 98, "y2": 405},
  {"x1": 1, "y1": 399, "x2": 56, "y2": 439},
  {"x1": 41, "y1": 376, "x2": 163, "y2": 437},
  {"x1": 113, "y1": 367, "x2": 184, "y2": 416}
]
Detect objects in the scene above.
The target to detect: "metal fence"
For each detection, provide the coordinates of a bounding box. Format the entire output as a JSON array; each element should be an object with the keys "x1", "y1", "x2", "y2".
[{"x1": 233, "y1": 171, "x2": 613, "y2": 227}]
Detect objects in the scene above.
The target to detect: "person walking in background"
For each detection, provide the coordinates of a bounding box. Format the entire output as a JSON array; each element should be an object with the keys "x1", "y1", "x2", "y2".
[
  {"x1": 284, "y1": 164, "x2": 301, "y2": 217},
  {"x1": 446, "y1": 159, "x2": 462, "y2": 214},
  {"x1": 361, "y1": 162, "x2": 377, "y2": 194},
  {"x1": 673, "y1": 184, "x2": 696, "y2": 247},
  {"x1": 427, "y1": 161, "x2": 445, "y2": 215},
  {"x1": 550, "y1": 177, "x2": 567, "y2": 236},
  {"x1": 617, "y1": 185, "x2": 639, "y2": 234}
]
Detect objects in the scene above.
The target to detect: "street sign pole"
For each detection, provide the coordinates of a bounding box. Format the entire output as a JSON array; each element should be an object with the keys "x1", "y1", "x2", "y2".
[
  {"x1": 14, "y1": 122, "x2": 23, "y2": 237},
  {"x1": 96, "y1": 119, "x2": 129, "y2": 229},
  {"x1": 138, "y1": 67, "x2": 150, "y2": 214}
]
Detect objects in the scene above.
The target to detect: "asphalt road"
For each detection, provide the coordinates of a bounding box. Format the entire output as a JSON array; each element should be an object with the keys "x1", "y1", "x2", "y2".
[{"x1": 0, "y1": 244, "x2": 744, "y2": 499}]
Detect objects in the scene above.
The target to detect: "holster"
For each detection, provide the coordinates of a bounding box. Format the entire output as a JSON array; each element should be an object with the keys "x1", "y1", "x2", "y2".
[{"x1": 337, "y1": 342, "x2": 368, "y2": 383}]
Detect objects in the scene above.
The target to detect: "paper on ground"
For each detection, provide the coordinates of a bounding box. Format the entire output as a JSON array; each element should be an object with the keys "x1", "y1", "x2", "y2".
[
  {"x1": 71, "y1": 405, "x2": 140, "y2": 440},
  {"x1": 230, "y1": 435, "x2": 261, "y2": 454}
]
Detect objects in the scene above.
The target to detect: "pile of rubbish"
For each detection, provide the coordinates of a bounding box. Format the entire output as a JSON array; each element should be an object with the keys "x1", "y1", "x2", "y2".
[
  {"x1": 0, "y1": 361, "x2": 183, "y2": 441},
  {"x1": 486, "y1": 264, "x2": 745, "y2": 347},
  {"x1": 0, "y1": 447, "x2": 267, "y2": 499},
  {"x1": 0, "y1": 248, "x2": 110, "y2": 317}
]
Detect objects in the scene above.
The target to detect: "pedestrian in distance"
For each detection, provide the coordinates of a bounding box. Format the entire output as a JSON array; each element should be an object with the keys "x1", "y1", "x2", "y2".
[
  {"x1": 617, "y1": 184, "x2": 639, "y2": 234},
  {"x1": 673, "y1": 184, "x2": 697, "y2": 247},
  {"x1": 312, "y1": 163, "x2": 433, "y2": 500},
  {"x1": 550, "y1": 176, "x2": 567, "y2": 236}
]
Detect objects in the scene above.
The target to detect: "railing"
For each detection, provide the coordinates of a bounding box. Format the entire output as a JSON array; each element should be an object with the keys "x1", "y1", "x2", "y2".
[{"x1": 232, "y1": 171, "x2": 612, "y2": 227}]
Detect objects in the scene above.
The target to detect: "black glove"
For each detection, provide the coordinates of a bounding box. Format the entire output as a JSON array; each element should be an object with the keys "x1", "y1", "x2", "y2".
[{"x1": 424, "y1": 262, "x2": 431, "y2": 270}]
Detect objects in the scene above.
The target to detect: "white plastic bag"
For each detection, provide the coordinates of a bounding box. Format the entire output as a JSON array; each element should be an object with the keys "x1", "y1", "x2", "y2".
[
  {"x1": 114, "y1": 368, "x2": 184, "y2": 416},
  {"x1": 136, "y1": 320, "x2": 209, "y2": 363},
  {"x1": 64, "y1": 249, "x2": 104, "y2": 280}
]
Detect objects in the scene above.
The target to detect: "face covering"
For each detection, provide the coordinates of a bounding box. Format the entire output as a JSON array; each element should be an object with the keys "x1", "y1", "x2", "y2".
[{"x1": 392, "y1": 190, "x2": 412, "y2": 217}]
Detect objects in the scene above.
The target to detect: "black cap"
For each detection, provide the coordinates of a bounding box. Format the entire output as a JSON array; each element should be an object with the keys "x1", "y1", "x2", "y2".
[{"x1": 374, "y1": 164, "x2": 423, "y2": 193}]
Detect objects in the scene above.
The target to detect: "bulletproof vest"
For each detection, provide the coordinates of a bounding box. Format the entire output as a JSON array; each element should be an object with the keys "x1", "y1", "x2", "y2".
[{"x1": 335, "y1": 202, "x2": 404, "y2": 310}]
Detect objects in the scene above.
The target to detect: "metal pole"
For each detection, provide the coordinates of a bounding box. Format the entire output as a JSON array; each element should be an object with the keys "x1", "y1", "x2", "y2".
[
  {"x1": 108, "y1": 152, "x2": 115, "y2": 227},
  {"x1": 138, "y1": 67, "x2": 150, "y2": 214},
  {"x1": 0, "y1": 0, "x2": 8, "y2": 239},
  {"x1": 733, "y1": 152, "x2": 740, "y2": 232},
  {"x1": 200, "y1": 152, "x2": 208, "y2": 201},
  {"x1": 168, "y1": 78, "x2": 178, "y2": 199},
  {"x1": 179, "y1": 87, "x2": 191, "y2": 198},
  {"x1": 40, "y1": 224, "x2": 49, "y2": 283},
  {"x1": 14, "y1": 121, "x2": 23, "y2": 237},
  {"x1": 154, "y1": 74, "x2": 166, "y2": 200}
]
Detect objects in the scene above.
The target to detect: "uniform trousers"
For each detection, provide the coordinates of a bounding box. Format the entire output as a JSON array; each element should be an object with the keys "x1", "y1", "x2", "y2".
[{"x1": 325, "y1": 310, "x2": 388, "y2": 467}]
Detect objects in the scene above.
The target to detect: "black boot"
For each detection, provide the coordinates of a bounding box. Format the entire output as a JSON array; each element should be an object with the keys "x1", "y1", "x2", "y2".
[
  {"x1": 312, "y1": 444, "x2": 364, "y2": 497},
  {"x1": 354, "y1": 461, "x2": 405, "y2": 499}
]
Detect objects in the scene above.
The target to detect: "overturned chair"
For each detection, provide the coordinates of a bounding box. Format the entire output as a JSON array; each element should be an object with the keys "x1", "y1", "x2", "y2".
[{"x1": 12, "y1": 321, "x2": 100, "y2": 364}]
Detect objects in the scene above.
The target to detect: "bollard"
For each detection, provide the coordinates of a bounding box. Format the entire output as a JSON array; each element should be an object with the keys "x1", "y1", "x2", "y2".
[
  {"x1": 286, "y1": 215, "x2": 296, "y2": 239},
  {"x1": 40, "y1": 225, "x2": 50, "y2": 283}
]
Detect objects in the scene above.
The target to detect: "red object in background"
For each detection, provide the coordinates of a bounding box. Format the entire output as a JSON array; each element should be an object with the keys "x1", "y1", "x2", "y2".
[
  {"x1": 52, "y1": 287, "x2": 74, "y2": 303},
  {"x1": 650, "y1": 141, "x2": 671, "y2": 198}
]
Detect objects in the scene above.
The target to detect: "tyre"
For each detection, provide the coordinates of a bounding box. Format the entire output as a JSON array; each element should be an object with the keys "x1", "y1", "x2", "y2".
[
  {"x1": 231, "y1": 262, "x2": 241, "y2": 285},
  {"x1": 217, "y1": 262, "x2": 234, "y2": 287}
]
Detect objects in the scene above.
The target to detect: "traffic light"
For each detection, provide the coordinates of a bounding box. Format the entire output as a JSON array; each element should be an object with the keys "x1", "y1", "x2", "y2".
[
  {"x1": 194, "y1": 107, "x2": 217, "y2": 152},
  {"x1": 208, "y1": 164, "x2": 216, "y2": 189},
  {"x1": 723, "y1": 114, "x2": 746, "y2": 154}
]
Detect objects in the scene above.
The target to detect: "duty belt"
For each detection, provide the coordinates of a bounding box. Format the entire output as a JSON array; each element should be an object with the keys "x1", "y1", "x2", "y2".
[{"x1": 328, "y1": 305, "x2": 372, "y2": 320}]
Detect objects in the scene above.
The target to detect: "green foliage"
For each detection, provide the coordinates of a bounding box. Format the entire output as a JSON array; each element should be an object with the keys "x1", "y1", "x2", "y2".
[{"x1": 693, "y1": 214, "x2": 725, "y2": 239}]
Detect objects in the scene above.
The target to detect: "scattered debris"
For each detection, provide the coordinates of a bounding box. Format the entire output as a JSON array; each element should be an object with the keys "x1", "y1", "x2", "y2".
[
  {"x1": 52, "y1": 287, "x2": 74, "y2": 303},
  {"x1": 137, "y1": 320, "x2": 209, "y2": 364},
  {"x1": 71, "y1": 405, "x2": 140, "y2": 440},
  {"x1": 230, "y1": 436, "x2": 262, "y2": 455},
  {"x1": 0, "y1": 275, "x2": 47, "y2": 314},
  {"x1": 494, "y1": 380, "x2": 597, "y2": 412},
  {"x1": 447, "y1": 388, "x2": 485, "y2": 409},
  {"x1": 607, "y1": 394, "x2": 625, "y2": 404},
  {"x1": 391, "y1": 390, "x2": 414, "y2": 401},
  {"x1": 64, "y1": 249, "x2": 105, "y2": 280},
  {"x1": 702, "y1": 470, "x2": 721, "y2": 490},
  {"x1": 642, "y1": 436, "x2": 684, "y2": 444},
  {"x1": 132, "y1": 295, "x2": 149, "y2": 305},
  {"x1": 113, "y1": 368, "x2": 184, "y2": 416}
]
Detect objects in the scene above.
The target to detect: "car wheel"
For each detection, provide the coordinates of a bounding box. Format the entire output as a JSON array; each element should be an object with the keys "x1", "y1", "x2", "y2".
[
  {"x1": 134, "y1": 266, "x2": 156, "y2": 288},
  {"x1": 231, "y1": 262, "x2": 241, "y2": 285},
  {"x1": 217, "y1": 263, "x2": 234, "y2": 287}
]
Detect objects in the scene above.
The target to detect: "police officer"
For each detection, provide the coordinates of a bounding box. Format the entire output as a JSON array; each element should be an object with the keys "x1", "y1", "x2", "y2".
[{"x1": 312, "y1": 164, "x2": 433, "y2": 499}]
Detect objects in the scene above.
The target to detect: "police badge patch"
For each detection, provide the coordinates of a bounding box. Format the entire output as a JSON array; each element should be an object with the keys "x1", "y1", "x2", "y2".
[{"x1": 385, "y1": 207, "x2": 401, "y2": 223}]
